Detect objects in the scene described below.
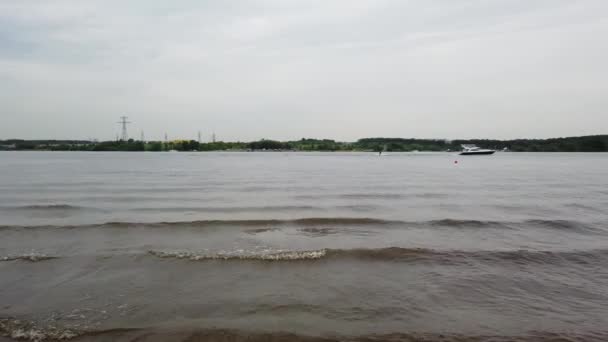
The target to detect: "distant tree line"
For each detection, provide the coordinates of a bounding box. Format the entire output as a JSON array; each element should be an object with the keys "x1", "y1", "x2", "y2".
[
  {"x1": 1, "y1": 135, "x2": 607, "y2": 152},
  {"x1": 355, "y1": 138, "x2": 449, "y2": 152}
]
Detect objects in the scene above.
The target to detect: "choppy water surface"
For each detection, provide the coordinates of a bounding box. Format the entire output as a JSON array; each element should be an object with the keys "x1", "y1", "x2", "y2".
[{"x1": 1, "y1": 151, "x2": 607, "y2": 342}]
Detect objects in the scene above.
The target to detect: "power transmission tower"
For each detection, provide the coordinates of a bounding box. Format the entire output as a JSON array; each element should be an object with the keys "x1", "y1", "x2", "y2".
[
  {"x1": 197, "y1": 131, "x2": 201, "y2": 144},
  {"x1": 140, "y1": 130, "x2": 145, "y2": 142},
  {"x1": 117, "y1": 116, "x2": 131, "y2": 141},
  {"x1": 212, "y1": 132, "x2": 216, "y2": 143}
]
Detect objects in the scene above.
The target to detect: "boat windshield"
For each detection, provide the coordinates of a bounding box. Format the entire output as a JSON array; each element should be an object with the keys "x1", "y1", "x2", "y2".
[{"x1": 461, "y1": 144, "x2": 479, "y2": 151}]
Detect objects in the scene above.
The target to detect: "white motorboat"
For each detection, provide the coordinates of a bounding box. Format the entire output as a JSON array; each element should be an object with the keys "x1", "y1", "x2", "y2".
[{"x1": 459, "y1": 144, "x2": 495, "y2": 155}]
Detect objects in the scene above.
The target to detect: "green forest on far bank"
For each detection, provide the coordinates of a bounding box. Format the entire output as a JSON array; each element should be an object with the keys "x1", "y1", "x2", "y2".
[{"x1": 1, "y1": 135, "x2": 607, "y2": 152}]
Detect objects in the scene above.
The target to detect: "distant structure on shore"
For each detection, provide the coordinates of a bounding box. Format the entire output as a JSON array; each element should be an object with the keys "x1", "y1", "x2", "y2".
[{"x1": 117, "y1": 116, "x2": 131, "y2": 141}]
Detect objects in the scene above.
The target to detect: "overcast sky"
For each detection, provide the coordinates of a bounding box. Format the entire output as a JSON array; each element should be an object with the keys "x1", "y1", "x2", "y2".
[{"x1": 1, "y1": 1, "x2": 607, "y2": 141}]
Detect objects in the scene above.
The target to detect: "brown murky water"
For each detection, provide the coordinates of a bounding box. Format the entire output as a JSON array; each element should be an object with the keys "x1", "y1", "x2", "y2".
[{"x1": 1, "y1": 151, "x2": 608, "y2": 341}]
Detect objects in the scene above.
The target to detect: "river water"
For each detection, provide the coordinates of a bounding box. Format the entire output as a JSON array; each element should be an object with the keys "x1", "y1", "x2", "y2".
[{"x1": 1, "y1": 151, "x2": 607, "y2": 341}]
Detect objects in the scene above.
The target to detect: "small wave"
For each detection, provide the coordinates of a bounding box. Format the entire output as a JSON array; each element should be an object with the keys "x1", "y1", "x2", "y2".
[
  {"x1": 333, "y1": 248, "x2": 608, "y2": 265},
  {"x1": 293, "y1": 217, "x2": 391, "y2": 225},
  {"x1": 335, "y1": 204, "x2": 378, "y2": 211},
  {"x1": 524, "y1": 219, "x2": 590, "y2": 231},
  {"x1": 329, "y1": 247, "x2": 436, "y2": 261},
  {"x1": 292, "y1": 193, "x2": 444, "y2": 200},
  {"x1": 298, "y1": 227, "x2": 339, "y2": 236},
  {"x1": 0, "y1": 218, "x2": 396, "y2": 230},
  {"x1": 245, "y1": 227, "x2": 280, "y2": 234},
  {"x1": 416, "y1": 192, "x2": 448, "y2": 198},
  {"x1": 36, "y1": 326, "x2": 608, "y2": 342},
  {"x1": 339, "y1": 193, "x2": 404, "y2": 199},
  {"x1": 0, "y1": 253, "x2": 57, "y2": 262},
  {"x1": 111, "y1": 217, "x2": 392, "y2": 228},
  {"x1": 2, "y1": 204, "x2": 85, "y2": 211},
  {"x1": 430, "y1": 219, "x2": 602, "y2": 233},
  {"x1": 147, "y1": 247, "x2": 608, "y2": 265},
  {"x1": 564, "y1": 203, "x2": 602, "y2": 211},
  {"x1": 148, "y1": 249, "x2": 327, "y2": 261},
  {"x1": 131, "y1": 205, "x2": 321, "y2": 213},
  {"x1": 1, "y1": 218, "x2": 602, "y2": 234},
  {"x1": 0, "y1": 318, "x2": 78, "y2": 341},
  {"x1": 429, "y1": 219, "x2": 503, "y2": 228}
]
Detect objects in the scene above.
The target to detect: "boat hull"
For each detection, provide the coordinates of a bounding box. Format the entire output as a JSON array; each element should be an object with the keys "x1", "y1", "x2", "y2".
[{"x1": 460, "y1": 150, "x2": 495, "y2": 155}]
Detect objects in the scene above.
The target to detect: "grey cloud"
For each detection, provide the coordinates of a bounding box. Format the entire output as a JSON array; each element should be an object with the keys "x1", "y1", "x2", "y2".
[{"x1": 1, "y1": 0, "x2": 607, "y2": 141}]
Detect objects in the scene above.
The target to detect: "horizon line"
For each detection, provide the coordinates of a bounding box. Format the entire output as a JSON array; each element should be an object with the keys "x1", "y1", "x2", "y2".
[{"x1": 1, "y1": 134, "x2": 607, "y2": 143}]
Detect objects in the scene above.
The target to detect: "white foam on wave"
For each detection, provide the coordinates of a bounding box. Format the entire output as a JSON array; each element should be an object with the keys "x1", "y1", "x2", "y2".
[
  {"x1": 0, "y1": 253, "x2": 56, "y2": 262},
  {"x1": 148, "y1": 249, "x2": 328, "y2": 261},
  {"x1": 0, "y1": 318, "x2": 77, "y2": 341}
]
